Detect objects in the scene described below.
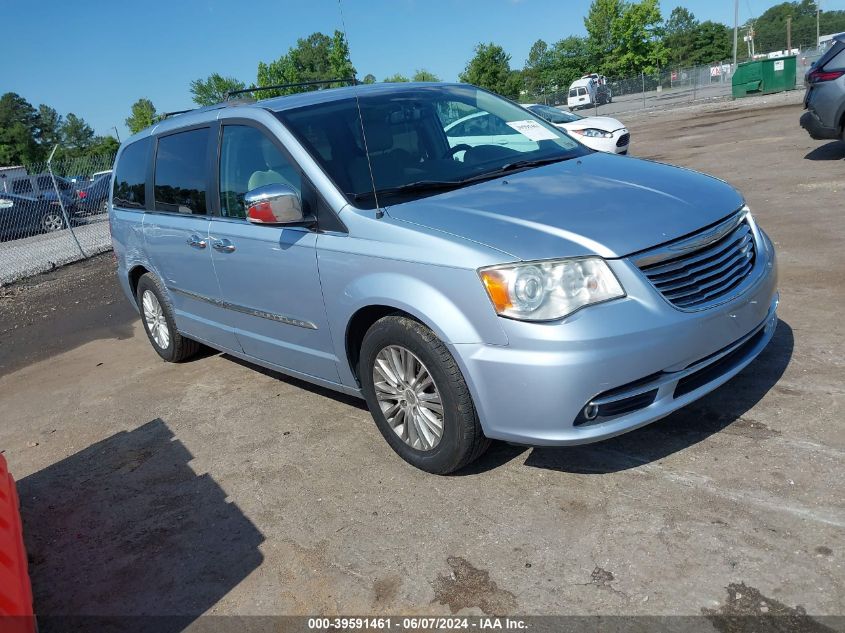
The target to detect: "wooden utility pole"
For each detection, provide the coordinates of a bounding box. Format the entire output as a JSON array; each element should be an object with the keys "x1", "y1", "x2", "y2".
[
  {"x1": 733, "y1": 0, "x2": 739, "y2": 66},
  {"x1": 787, "y1": 16, "x2": 792, "y2": 51}
]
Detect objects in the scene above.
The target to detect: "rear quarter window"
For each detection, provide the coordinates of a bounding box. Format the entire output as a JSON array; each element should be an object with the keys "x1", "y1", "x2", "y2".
[
  {"x1": 113, "y1": 138, "x2": 151, "y2": 209},
  {"x1": 822, "y1": 43, "x2": 845, "y2": 70},
  {"x1": 154, "y1": 128, "x2": 210, "y2": 215}
]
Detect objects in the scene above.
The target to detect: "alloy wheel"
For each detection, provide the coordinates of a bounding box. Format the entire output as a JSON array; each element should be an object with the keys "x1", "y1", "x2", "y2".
[
  {"x1": 42, "y1": 211, "x2": 64, "y2": 232},
  {"x1": 372, "y1": 345, "x2": 444, "y2": 451},
  {"x1": 142, "y1": 290, "x2": 170, "y2": 349}
]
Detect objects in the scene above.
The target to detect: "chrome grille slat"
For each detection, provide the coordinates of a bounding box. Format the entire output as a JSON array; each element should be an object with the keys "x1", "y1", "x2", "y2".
[
  {"x1": 649, "y1": 232, "x2": 752, "y2": 283},
  {"x1": 656, "y1": 247, "x2": 753, "y2": 294},
  {"x1": 664, "y1": 259, "x2": 753, "y2": 301},
  {"x1": 636, "y1": 215, "x2": 758, "y2": 310},
  {"x1": 643, "y1": 224, "x2": 751, "y2": 277}
]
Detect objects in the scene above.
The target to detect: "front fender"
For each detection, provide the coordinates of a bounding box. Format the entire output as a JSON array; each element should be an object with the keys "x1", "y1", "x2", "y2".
[{"x1": 318, "y1": 257, "x2": 509, "y2": 388}]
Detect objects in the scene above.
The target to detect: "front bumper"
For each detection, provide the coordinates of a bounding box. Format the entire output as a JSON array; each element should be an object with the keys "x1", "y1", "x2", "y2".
[{"x1": 451, "y1": 230, "x2": 779, "y2": 445}]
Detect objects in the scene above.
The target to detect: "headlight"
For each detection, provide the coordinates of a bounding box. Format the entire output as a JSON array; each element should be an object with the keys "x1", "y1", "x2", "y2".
[
  {"x1": 571, "y1": 128, "x2": 613, "y2": 138},
  {"x1": 479, "y1": 257, "x2": 625, "y2": 321}
]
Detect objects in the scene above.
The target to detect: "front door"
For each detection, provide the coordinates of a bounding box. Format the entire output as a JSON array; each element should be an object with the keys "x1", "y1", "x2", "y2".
[
  {"x1": 143, "y1": 127, "x2": 238, "y2": 350},
  {"x1": 209, "y1": 123, "x2": 340, "y2": 383}
]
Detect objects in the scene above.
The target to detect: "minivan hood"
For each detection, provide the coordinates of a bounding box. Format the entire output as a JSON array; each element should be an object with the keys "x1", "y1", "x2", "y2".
[{"x1": 385, "y1": 152, "x2": 743, "y2": 261}]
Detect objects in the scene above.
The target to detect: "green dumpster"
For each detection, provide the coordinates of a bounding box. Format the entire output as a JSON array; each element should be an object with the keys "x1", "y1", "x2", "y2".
[{"x1": 732, "y1": 56, "x2": 797, "y2": 98}]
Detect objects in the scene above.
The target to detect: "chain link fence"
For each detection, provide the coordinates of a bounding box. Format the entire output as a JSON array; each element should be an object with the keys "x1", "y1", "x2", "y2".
[
  {"x1": 524, "y1": 48, "x2": 825, "y2": 116},
  {"x1": 0, "y1": 150, "x2": 115, "y2": 286}
]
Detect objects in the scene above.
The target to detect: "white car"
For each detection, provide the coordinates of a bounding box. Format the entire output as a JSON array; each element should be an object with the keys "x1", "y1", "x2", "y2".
[{"x1": 525, "y1": 104, "x2": 629, "y2": 155}]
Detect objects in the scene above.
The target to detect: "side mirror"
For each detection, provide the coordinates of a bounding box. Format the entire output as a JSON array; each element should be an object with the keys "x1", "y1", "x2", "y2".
[{"x1": 245, "y1": 183, "x2": 306, "y2": 225}]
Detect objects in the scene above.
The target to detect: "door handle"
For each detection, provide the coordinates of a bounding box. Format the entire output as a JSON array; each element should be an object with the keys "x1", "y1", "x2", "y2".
[
  {"x1": 187, "y1": 234, "x2": 207, "y2": 249},
  {"x1": 212, "y1": 238, "x2": 236, "y2": 253}
]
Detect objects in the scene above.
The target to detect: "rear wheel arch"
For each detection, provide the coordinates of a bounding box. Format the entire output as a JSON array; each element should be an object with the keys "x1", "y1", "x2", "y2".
[{"x1": 128, "y1": 264, "x2": 150, "y2": 299}]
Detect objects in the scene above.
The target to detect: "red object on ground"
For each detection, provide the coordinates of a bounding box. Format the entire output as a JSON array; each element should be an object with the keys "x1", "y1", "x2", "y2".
[{"x1": 0, "y1": 454, "x2": 35, "y2": 633}]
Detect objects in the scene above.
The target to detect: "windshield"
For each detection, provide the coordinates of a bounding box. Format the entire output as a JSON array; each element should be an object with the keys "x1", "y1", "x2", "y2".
[
  {"x1": 527, "y1": 104, "x2": 582, "y2": 124},
  {"x1": 277, "y1": 84, "x2": 587, "y2": 208}
]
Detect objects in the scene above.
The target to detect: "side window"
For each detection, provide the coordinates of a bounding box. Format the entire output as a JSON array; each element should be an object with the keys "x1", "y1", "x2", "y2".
[
  {"x1": 113, "y1": 137, "x2": 151, "y2": 209},
  {"x1": 219, "y1": 125, "x2": 301, "y2": 219},
  {"x1": 823, "y1": 44, "x2": 845, "y2": 70},
  {"x1": 154, "y1": 128, "x2": 210, "y2": 215},
  {"x1": 12, "y1": 179, "x2": 32, "y2": 195}
]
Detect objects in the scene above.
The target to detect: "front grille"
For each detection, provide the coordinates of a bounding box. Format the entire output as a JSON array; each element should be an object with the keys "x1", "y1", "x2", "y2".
[
  {"x1": 638, "y1": 218, "x2": 757, "y2": 310},
  {"x1": 616, "y1": 133, "x2": 630, "y2": 147}
]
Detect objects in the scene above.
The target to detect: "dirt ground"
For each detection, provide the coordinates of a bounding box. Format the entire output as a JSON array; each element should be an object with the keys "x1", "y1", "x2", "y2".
[{"x1": 0, "y1": 95, "x2": 843, "y2": 628}]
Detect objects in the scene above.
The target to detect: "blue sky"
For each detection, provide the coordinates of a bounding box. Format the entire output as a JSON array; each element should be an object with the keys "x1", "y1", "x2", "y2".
[{"x1": 3, "y1": 0, "x2": 843, "y2": 139}]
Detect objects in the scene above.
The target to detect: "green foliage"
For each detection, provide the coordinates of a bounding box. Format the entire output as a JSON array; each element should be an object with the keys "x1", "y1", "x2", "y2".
[
  {"x1": 0, "y1": 92, "x2": 43, "y2": 164},
  {"x1": 584, "y1": 0, "x2": 625, "y2": 65},
  {"x1": 60, "y1": 113, "x2": 95, "y2": 155},
  {"x1": 362, "y1": 73, "x2": 377, "y2": 84},
  {"x1": 190, "y1": 73, "x2": 246, "y2": 106},
  {"x1": 750, "y1": 1, "x2": 845, "y2": 51},
  {"x1": 584, "y1": 0, "x2": 666, "y2": 76},
  {"x1": 125, "y1": 98, "x2": 157, "y2": 135},
  {"x1": 383, "y1": 73, "x2": 410, "y2": 82},
  {"x1": 36, "y1": 105, "x2": 63, "y2": 150},
  {"x1": 256, "y1": 30, "x2": 357, "y2": 98},
  {"x1": 412, "y1": 69, "x2": 440, "y2": 82},
  {"x1": 459, "y1": 43, "x2": 520, "y2": 98}
]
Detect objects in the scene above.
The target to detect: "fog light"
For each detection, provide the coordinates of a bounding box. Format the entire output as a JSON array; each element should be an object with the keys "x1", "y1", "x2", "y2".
[{"x1": 583, "y1": 403, "x2": 599, "y2": 421}]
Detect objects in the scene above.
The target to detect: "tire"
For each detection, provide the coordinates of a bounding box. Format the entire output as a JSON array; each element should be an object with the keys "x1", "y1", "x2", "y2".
[
  {"x1": 40, "y1": 209, "x2": 66, "y2": 232},
  {"x1": 135, "y1": 273, "x2": 200, "y2": 362},
  {"x1": 359, "y1": 315, "x2": 489, "y2": 474}
]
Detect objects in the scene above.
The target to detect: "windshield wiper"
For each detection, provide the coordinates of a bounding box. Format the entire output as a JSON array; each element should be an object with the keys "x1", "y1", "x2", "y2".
[
  {"x1": 350, "y1": 156, "x2": 575, "y2": 202},
  {"x1": 351, "y1": 180, "x2": 466, "y2": 201},
  {"x1": 453, "y1": 155, "x2": 575, "y2": 186}
]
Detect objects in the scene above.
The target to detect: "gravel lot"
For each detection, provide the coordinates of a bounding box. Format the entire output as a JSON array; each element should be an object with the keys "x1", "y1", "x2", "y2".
[{"x1": 0, "y1": 95, "x2": 842, "y2": 628}]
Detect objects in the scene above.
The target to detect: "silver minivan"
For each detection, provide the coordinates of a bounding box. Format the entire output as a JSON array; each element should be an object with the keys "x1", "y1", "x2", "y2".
[{"x1": 110, "y1": 82, "x2": 778, "y2": 473}]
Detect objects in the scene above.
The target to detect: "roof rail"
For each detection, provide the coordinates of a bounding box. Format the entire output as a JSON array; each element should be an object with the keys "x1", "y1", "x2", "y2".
[
  {"x1": 224, "y1": 77, "x2": 357, "y2": 101},
  {"x1": 158, "y1": 109, "x2": 195, "y2": 120}
]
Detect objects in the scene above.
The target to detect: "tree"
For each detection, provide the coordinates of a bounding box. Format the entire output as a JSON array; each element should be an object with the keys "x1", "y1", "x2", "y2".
[
  {"x1": 36, "y1": 105, "x2": 63, "y2": 151},
  {"x1": 664, "y1": 7, "x2": 698, "y2": 66},
  {"x1": 459, "y1": 43, "x2": 519, "y2": 98},
  {"x1": 523, "y1": 39, "x2": 551, "y2": 94},
  {"x1": 606, "y1": 0, "x2": 667, "y2": 77},
  {"x1": 126, "y1": 98, "x2": 157, "y2": 135},
  {"x1": 190, "y1": 73, "x2": 246, "y2": 106},
  {"x1": 0, "y1": 92, "x2": 42, "y2": 165},
  {"x1": 362, "y1": 73, "x2": 377, "y2": 84},
  {"x1": 60, "y1": 113, "x2": 95, "y2": 157},
  {"x1": 328, "y1": 30, "x2": 356, "y2": 78},
  {"x1": 688, "y1": 21, "x2": 732, "y2": 65},
  {"x1": 585, "y1": 0, "x2": 625, "y2": 69},
  {"x1": 257, "y1": 30, "x2": 357, "y2": 97},
  {"x1": 749, "y1": 1, "x2": 845, "y2": 51},
  {"x1": 88, "y1": 135, "x2": 120, "y2": 157},
  {"x1": 412, "y1": 69, "x2": 440, "y2": 82},
  {"x1": 383, "y1": 73, "x2": 410, "y2": 82},
  {"x1": 548, "y1": 36, "x2": 591, "y2": 90}
]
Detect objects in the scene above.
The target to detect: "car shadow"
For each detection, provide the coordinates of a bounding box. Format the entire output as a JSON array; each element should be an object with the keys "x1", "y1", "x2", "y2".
[
  {"x1": 804, "y1": 141, "x2": 845, "y2": 160},
  {"x1": 18, "y1": 418, "x2": 265, "y2": 633},
  {"x1": 459, "y1": 318, "x2": 794, "y2": 475},
  {"x1": 221, "y1": 354, "x2": 368, "y2": 411}
]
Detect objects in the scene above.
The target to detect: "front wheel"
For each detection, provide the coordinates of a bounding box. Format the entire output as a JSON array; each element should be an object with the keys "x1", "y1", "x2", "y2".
[
  {"x1": 359, "y1": 316, "x2": 489, "y2": 474},
  {"x1": 40, "y1": 209, "x2": 66, "y2": 232}
]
